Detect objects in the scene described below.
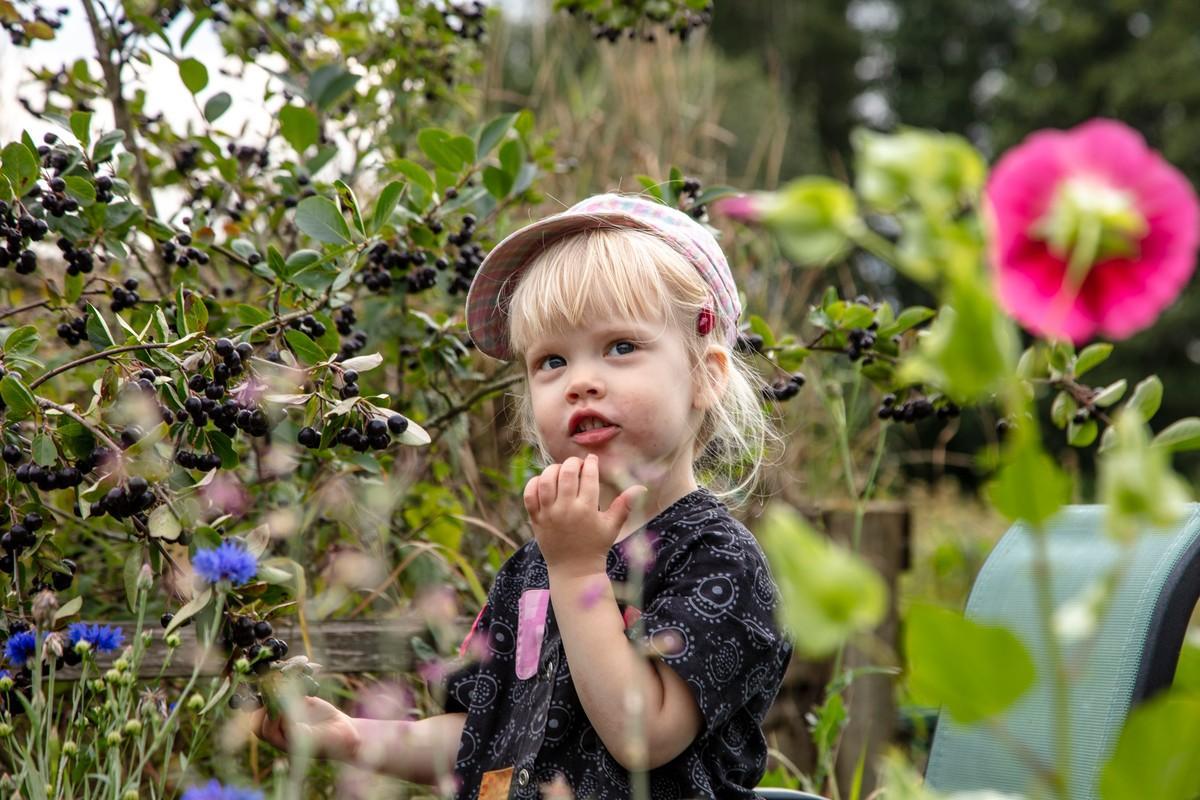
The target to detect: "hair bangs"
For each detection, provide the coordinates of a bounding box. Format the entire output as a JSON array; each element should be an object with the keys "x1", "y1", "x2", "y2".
[{"x1": 506, "y1": 227, "x2": 706, "y2": 359}]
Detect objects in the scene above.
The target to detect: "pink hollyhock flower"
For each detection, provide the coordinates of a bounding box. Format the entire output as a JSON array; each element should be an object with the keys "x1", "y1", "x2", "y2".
[{"x1": 985, "y1": 118, "x2": 1200, "y2": 343}]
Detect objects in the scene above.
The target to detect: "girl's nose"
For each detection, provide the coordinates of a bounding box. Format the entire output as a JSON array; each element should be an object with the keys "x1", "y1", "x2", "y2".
[{"x1": 565, "y1": 372, "x2": 605, "y2": 402}]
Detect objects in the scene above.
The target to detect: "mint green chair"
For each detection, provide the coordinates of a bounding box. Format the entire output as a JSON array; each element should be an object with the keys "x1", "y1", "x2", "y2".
[{"x1": 924, "y1": 504, "x2": 1200, "y2": 799}]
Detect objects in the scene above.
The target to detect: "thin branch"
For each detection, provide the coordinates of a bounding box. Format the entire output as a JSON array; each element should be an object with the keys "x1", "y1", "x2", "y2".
[
  {"x1": 427, "y1": 373, "x2": 522, "y2": 438},
  {"x1": 29, "y1": 342, "x2": 172, "y2": 390},
  {"x1": 37, "y1": 398, "x2": 122, "y2": 454},
  {"x1": 0, "y1": 290, "x2": 106, "y2": 322}
]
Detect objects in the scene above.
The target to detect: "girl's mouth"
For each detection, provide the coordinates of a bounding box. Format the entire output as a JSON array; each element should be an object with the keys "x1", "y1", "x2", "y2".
[{"x1": 571, "y1": 425, "x2": 619, "y2": 446}]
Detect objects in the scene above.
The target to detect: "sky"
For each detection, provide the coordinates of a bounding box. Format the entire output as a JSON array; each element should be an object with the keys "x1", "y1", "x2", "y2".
[{"x1": 0, "y1": 0, "x2": 532, "y2": 143}]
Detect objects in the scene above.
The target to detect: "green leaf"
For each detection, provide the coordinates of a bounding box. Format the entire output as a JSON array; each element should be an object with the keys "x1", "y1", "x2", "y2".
[
  {"x1": 1126, "y1": 376, "x2": 1163, "y2": 422},
  {"x1": 1074, "y1": 342, "x2": 1113, "y2": 377},
  {"x1": 1068, "y1": 418, "x2": 1098, "y2": 447},
  {"x1": 1100, "y1": 690, "x2": 1200, "y2": 800},
  {"x1": 370, "y1": 181, "x2": 405, "y2": 235},
  {"x1": 477, "y1": 112, "x2": 516, "y2": 157},
  {"x1": 0, "y1": 375, "x2": 38, "y2": 419},
  {"x1": 482, "y1": 165, "x2": 513, "y2": 199},
  {"x1": 206, "y1": 429, "x2": 239, "y2": 469},
  {"x1": 63, "y1": 176, "x2": 96, "y2": 206},
  {"x1": 203, "y1": 91, "x2": 232, "y2": 123},
  {"x1": 165, "y1": 586, "x2": 212, "y2": 636},
  {"x1": 279, "y1": 105, "x2": 319, "y2": 153},
  {"x1": 85, "y1": 304, "x2": 116, "y2": 350},
  {"x1": 2, "y1": 325, "x2": 39, "y2": 358},
  {"x1": 32, "y1": 432, "x2": 58, "y2": 466},
  {"x1": 284, "y1": 329, "x2": 327, "y2": 365},
  {"x1": 295, "y1": 196, "x2": 352, "y2": 245},
  {"x1": 418, "y1": 128, "x2": 467, "y2": 172},
  {"x1": 905, "y1": 604, "x2": 1036, "y2": 725},
  {"x1": 333, "y1": 179, "x2": 365, "y2": 236},
  {"x1": 148, "y1": 505, "x2": 183, "y2": 542},
  {"x1": 1093, "y1": 379, "x2": 1128, "y2": 407},
  {"x1": 759, "y1": 503, "x2": 887, "y2": 658},
  {"x1": 392, "y1": 158, "x2": 434, "y2": 198},
  {"x1": 308, "y1": 64, "x2": 357, "y2": 111},
  {"x1": 178, "y1": 57, "x2": 209, "y2": 94},
  {"x1": 876, "y1": 306, "x2": 935, "y2": 339},
  {"x1": 70, "y1": 111, "x2": 92, "y2": 148},
  {"x1": 177, "y1": 291, "x2": 208, "y2": 337},
  {"x1": 985, "y1": 432, "x2": 1071, "y2": 525},
  {"x1": 1, "y1": 141, "x2": 38, "y2": 196},
  {"x1": 92, "y1": 130, "x2": 125, "y2": 163},
  {"x1": 1050, "y1": 391, "x2": 1076, "y2": 429},
  {"x1": 56, "y1": 418, "x2": 94, "y2": 459},
  {"x1": 53, "y1": 595, "x2": 83, "y2": 624},
  {"x1": 1153, "y1": 418, "x2": 1200, "y2": 453},
  {"x1": 499, "y1": 138, "x2": 523, "y2": 177}
]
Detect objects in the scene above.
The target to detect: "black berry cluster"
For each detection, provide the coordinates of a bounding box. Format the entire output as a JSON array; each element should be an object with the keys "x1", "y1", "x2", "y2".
[
  {"x1": 55, "y1": 314, "x2": 87, "y2": 346},
  {"x1": 289, "y1": 315, "x2": 325, "y2": 340},
  {"x1": 0, "y1": 512, "x2": 45, "y2": 573},
  {"x1": 27, "y1": 555, "x2": 75, "y2": 593},
  {"x1": 14, "y1": 461, "x2": 84, "y2": 492},
  {"x1": 846, "y1": 325, "x2": 877, "y2": 363},
  {"x1": 735, "y1": 333, "x2": 765, "y2": 354},
  {"x1": 0, "y1": 200, "x2": 49, "y2": 274},
  {"x1": 445, "y1": 215, "x2": 484, "y2": 296},
  {"x1": 161, "y1": 232, "x2": 208, "y2": 270},
  {"x1": 174, "y1": 449, "x2": 222, "y2": 472},
  {"x1": 57, "y1": 237, "x2": 94, "y2": 276},
  {"x1": 297, "y1": 413, "x2": 408, "y2": 453},
  {"x1": 92, "y1": 476, "x2": 155, "y2": 520},
  {"x1": 680, "y1": 177, "x2": 708, "y2": 220},
  {"x1": 110, "y1": 278, "x2": 140, "y2": 312},
  {"x1": 876, "y1": 393, "x2": 960, "y2": 423},
  {"x1": 761, "y1": 373, "x2": 806, "y2": 402}
]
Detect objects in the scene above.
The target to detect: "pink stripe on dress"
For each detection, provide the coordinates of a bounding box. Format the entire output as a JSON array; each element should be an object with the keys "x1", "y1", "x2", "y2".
[{"x1": 515, "y1": 589, "x2": 551, "y2": 680}]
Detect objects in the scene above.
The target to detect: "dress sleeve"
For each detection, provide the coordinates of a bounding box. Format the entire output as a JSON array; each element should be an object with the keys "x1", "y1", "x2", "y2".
[
  {"x1": 627, "y1": 527, "x2": 788, "y2": 734},
  {"x1": 440, "y1": 602, "x2": 490, "y2": 714}
]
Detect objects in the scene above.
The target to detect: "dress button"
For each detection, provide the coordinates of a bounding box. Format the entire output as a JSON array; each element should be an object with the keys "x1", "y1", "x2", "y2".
[{"x1": 517, "y1": 767, "x2": 530, "y2": 787}]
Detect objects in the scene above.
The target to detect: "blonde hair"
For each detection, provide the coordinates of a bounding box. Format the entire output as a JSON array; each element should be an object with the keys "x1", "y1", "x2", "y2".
[{"x1": 503, "y1": 225, "x2": 782, "y2": 508}]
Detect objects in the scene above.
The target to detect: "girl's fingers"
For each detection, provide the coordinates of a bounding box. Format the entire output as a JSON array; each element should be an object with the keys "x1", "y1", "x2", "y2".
[
  {"x1": 580, "y1": 454, "x2": 600, "y2": 508},
  {"x1": 537, "y1": 464, "x2": 560, "y2": 507},
  {"x1": 522, "y1": 475, "x2": 541, "y2": 515},
  {"x1": 558, "y1": 457, "x2": 582, "y2": 498}
]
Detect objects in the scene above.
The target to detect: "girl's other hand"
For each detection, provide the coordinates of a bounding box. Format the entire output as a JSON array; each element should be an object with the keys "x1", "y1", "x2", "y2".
[{"x1": 250, "y1": 696, "x2": 361, "y2": 762}]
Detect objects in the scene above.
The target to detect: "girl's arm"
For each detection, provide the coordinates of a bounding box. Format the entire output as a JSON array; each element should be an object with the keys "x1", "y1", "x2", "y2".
[
  {"x1": 548, "y1": 568, "x2": 702, "y2": 770},
  {"x1": 254, "y1": 699, "x2": 465, "y2": 785}
]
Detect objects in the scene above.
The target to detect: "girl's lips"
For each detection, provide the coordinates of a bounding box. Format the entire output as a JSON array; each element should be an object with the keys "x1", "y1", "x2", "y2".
[{"x1": 571, "y1": 425, "x2": 619, "y2": 446}]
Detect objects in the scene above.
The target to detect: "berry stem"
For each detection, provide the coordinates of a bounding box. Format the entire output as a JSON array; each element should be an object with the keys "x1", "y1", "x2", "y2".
[
  {"x1": 426, "y1": 373, "x2": 524, "y2": 439},
  {"x1": 0, "y1": 290, "x2": 107, "y2": 323}
]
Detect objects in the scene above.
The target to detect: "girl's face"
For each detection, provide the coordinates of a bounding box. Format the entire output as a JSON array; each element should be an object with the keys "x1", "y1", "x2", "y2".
[{"x1": 523, "y1": 315, "x2": 705, "y2": 499}]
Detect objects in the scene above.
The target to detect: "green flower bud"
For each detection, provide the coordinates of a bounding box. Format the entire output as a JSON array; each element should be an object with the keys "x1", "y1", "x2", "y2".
[
  {"x1": 106, "y1": 730, "x2": 122, "y2": 747},
  {"x1": 186, "y1": 692, "x2": 205, "y2": 712},
  {"x1": 124, "y1": 719, "x2": 142, "y2": 735},
  {"x1": 62, "y1": 740, "x2": 77, "y2": 757},
  {"x1": 137, "y1": 562, "x2": 154, "y2": 592},
  {"x1": 0, "y1": 675, "x2": 13, "y2": 691},
  {"x1": 166, "y1": 633, "x2": 182, "y2": 649},
  {"x1": 142, "y1": 631, "x2": 153, "y2": 645},
  {"x1": 105, "y1": 669, "x2": 121, "y2": 683},
  {"x1": 0, "y1": 723, "x2": 13, "y2": 738},
  {"x1": 123, "y1": 790, "x2": 140, "y2": 800},
  {"x1": 104, "y1": 698, "x2": 119, "y2": 715},
  {"x1": 234, "y1": 657, "x2": 251, "y2": 674},
  {"x1": 74, "y1": 640, "x2": 92, "y2": 655},
  {"x1": 89, "y1": 679, "x2": 105, "y2": 692},
  {"x1": 113, "y1": 657, "x2": 129, "y2": 673}
]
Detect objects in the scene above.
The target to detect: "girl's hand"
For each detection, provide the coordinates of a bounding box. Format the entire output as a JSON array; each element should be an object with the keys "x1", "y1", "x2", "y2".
[
  {"x1": 250, "y1": 696, "x2": 361, "y2": 763},
  {"x1": 523, "y1": 454, "x2": 646, "y2": 577}
]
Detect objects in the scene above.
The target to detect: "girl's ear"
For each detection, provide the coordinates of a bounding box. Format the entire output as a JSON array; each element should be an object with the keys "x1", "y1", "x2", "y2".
[{"x1": 694, "y1": 345, "x2": 730, "y2": 412}]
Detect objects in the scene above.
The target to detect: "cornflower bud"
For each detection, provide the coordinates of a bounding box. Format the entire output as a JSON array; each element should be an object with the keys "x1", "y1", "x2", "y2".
[
  {"x1": 166, "y1": 633, "x2": 182, "y2": 649},
  {"x1": 106, "y1": 730, "x2": 122, "y2": 747},
  {"x1": 62, "y1": 740, "x2": 77, "y2": 757},
  {"x1": 234, "y1": 657, "x2": 251, "y2": 674},
  {"x1": 105, "y1": 668, "x2": 121, "y2": 683},
  {"x1": 32, "y1": 589, "x2": 58, "y2": 628},
  {"x1": 74, "y1": 640, "x2": 92, "y2": 656},
  {"x1": 0, "y1": 723, "x2": 12, "y2": 738},
  {"x1": 123, "y1": 719, "x2": 142, "y2": 735},
  {"x1": 186, "y1": 692, "x2": 205, "y2": 712},
  {"x1": 123, "y1": 790, "x2": 139, "y2": 800},
  {"x1": 89, "y1": 679, "x2": 105, "y2": 692},
  {"x1": 0, "y1": 675, "x2": 13, "y2": 691},
  {"x1": 113, "y1": 657, "x2": 129, "y2": 673},
  {"x1": 137, "y1": 563, "x2": 154, "y2": 591}
]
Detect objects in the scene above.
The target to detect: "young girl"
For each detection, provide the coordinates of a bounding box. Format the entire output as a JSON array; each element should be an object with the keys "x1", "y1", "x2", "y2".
[{"x1": 253, "y1": 194, "x2": 794, "y2": 799}]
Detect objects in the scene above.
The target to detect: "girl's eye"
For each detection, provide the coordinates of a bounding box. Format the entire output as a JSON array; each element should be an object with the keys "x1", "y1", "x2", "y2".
[
  {"x1": 608, "y1": 341, "x2": 637, "y2": 356},
  {"x1": 537, "y1": 355, "x2": 566, "y2": 371}
]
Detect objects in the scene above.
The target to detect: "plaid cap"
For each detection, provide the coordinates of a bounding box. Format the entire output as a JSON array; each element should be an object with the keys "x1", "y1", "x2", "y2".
[{"x1": 465, "y1": 193, "x2": 742, "y2": 361}]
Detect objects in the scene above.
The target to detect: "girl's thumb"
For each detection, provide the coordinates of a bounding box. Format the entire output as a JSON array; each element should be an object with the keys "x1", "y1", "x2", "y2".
[{"x1": 609, "y1": 484, "x2": 648, "y2": 525}]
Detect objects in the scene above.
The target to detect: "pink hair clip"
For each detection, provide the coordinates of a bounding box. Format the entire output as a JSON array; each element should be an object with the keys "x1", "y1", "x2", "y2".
[{"x1": 696, "y1": 305, "x2": 715, "y2": 336}]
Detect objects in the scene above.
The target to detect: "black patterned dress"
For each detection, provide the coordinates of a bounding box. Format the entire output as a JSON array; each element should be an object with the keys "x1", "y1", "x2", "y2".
[{"x1": 440, "y1": 488, "x2": 794, "y2": 800}]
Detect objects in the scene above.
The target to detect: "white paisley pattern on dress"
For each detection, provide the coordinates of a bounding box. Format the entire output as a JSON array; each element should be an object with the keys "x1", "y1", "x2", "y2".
[{"x1": 440, "y1": 488, "x2": 793, "y2": 800}]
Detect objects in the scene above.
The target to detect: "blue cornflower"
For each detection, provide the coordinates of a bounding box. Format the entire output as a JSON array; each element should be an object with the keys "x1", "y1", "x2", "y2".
[
  {"x1": 4, "y1": 630, "x2": 36, "y2": 668},
  {"x1": 192, "y1": 541, "x2": 257, "y2": 586},
  {"x1": 67, "y1": 623, "x2": 125, "y2": 654},
  {"x1": 180, "y1": 779, "x2": 264, "y2": 800}
]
